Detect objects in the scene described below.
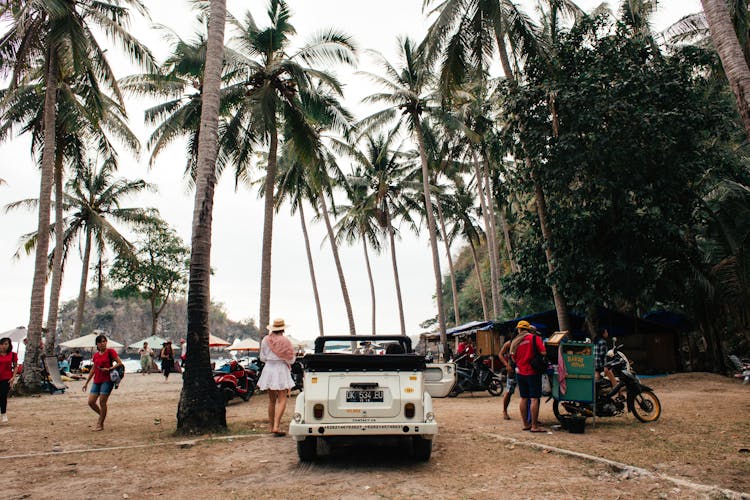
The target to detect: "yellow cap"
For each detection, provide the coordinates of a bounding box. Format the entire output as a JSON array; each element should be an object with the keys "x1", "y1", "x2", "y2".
[{"x1": 516, "y1": 320, "x2": 532, "y2": 331}]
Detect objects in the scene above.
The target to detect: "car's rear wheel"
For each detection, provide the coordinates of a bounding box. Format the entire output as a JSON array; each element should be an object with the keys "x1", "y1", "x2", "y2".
[
  {"x1": 297, "y1": 437, "x2": 317, "y2": 462},
  {"x1": 412, "y1": 436, "x2": 432, "y2": 461}
]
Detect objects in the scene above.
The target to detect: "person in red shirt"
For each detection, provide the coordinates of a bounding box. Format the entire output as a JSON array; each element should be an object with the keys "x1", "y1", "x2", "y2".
[
  {"x1": 0, "y1": 337, "x2": 18, "y2": 423},
  {"x1": 510, "y1": 321, "x2": 547, "y2": 432},
  {"x1": 82, "y1": 334, "x2": 123, "y2": 431}
]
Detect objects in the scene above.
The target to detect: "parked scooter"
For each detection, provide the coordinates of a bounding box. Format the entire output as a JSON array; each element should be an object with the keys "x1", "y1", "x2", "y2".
[
  {"x1": 553, "y1": 344, "x2": 661, "y2": 423},
  {"x1": 214, "y1": 360, "x2": 257, "y2": 404},
  {"x1": 448, "y1": 354, "x2": 504, "y2": 397}
]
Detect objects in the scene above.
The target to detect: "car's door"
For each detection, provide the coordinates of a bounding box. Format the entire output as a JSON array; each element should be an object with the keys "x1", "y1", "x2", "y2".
[{"x1": 424, "y1": 362, "x2": 457, "y2": 398}]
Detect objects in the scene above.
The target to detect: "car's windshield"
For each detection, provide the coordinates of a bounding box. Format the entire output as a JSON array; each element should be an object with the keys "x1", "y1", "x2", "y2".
[{"x1": 314, "y1": 336, "x2": 411, "y2": 354}]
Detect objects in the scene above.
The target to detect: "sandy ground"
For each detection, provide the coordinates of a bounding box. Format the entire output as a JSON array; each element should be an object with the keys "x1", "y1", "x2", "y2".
[{"x1": 1, "y1": 372, "x2": 748, "y2": 499}]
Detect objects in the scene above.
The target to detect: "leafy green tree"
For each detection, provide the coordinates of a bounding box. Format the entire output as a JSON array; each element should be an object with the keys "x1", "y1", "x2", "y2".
[
  {"x1": 503, "y1": 17, "x2": 742, "y2": 333},
  {"x1": 109, "y1": 220, "x2": 190, "y2": 337}
]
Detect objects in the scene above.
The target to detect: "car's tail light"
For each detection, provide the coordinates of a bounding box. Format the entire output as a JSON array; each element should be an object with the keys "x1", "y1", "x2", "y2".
[
  {"x1": 404, "y1": 403, "x2": 415, "y2": 418},
  {"x1": 313, "y1": 403, "x2": 324, "y2": 419}
]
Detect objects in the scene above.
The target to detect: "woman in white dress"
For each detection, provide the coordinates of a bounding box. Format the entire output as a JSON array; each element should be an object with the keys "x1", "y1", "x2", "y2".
[{"x1": 258, "y1": 318, "x2": 295, "y2": 436}]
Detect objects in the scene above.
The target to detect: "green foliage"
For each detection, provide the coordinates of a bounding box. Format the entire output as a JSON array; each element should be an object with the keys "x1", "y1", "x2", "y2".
[
  {"x1": 110, "y1": 219, "x2": 189, "y2": 308},
  {"x1": 502, "y1": 17, "x2": 744, "y2": 314}
]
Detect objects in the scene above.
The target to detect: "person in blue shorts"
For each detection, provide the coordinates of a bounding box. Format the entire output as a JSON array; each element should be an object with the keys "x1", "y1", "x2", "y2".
[{"x1": 82, "y1": 335, "x2": 123, "y2": 431}]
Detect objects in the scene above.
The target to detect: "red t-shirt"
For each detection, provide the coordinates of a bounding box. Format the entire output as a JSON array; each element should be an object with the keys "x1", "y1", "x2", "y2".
[
  {"x1": 512, "y1": 334, "x2": 545, "y2": 376},
  {"x1": 0, "y1": 352, "x2": 18, "y2": 381},
  {"x1": 92, "y1": 348, "x2": 117, "y2": 384}
]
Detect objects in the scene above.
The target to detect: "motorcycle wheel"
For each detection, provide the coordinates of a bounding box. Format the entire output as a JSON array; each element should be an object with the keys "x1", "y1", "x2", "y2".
[
  {"x1": 241, "y1": 387, "x2": 253, "y2": 401},
  {"x1": 221, "y1": 386, "x2": 234, "y2": 405},
  {"x1": 628, "y1": 390, "x2": 661, "y2": 423},
  {"x1": 552, "y1": 400, "x2": 579, "y2": 422},
  {"x1": 487, "y1": 378, "x2": 504, "y2": 397}
]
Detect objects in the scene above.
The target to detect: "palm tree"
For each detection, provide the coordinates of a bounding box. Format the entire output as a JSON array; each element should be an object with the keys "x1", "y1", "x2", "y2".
[
  {"x1": 335, "y1": 168, "x2": 383, "y2": 334},
  {"x1": 229, "y1": 0, "x2": 356, "y2": 337},
  {"x1": 359, "y1": 38, "x2": 448, "y2": 349},
  {"x1": 445, "y1": 182, "x2": 490, "y2": 320},
  {"x1": 178, "y1": 0, "x2": 228, "y2": 434},
  {"x1": 118, "y1": 21, "x2": 253, "y2": 185},
  {"x1": 334, "y1": 132, "x2": 417, "y2": 335},
  {"x1": 274, "y1": 154, "x2": 325, "y2": 336},
  {"x1": 9, "y1": 161, "x2": 154, "y2": 339},
  {"x1": 0, "y1": 64, "x2": 140, "y2": 353},
  {"x1": 701, "y1": 0, "x2": 750, "y2": 140},
  {"x1": 0, "y1": 0, "x2": 153, "y2": 392}
]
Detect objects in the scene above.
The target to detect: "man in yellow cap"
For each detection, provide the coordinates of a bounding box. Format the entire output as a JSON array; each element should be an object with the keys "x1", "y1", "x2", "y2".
[{"x1": 510, "y1": 320, "x2": 547, "y2": 432}]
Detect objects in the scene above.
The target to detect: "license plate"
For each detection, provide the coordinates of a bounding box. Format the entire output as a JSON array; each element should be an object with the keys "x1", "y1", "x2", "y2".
[{"x1": 346, "y1": 390, "x2": 384, "y2": 403}]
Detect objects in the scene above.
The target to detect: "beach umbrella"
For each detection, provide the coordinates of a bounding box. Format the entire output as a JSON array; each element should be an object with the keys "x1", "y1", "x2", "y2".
[
  {"x1": 229, "y1": 338, "x2": 260, "y2": 351},
  {"x1": 127, "y1": 335, "x2": 169, "y2": 350},
  {"x1": 60, "y1": 333, "x2": 124, "y2": 349},
  {"x1": 208, "y1": 334, "x2": 230, "y2": 347},
  {"x1": 1, "y1": 326, "x2": 27, "y2": 342}
]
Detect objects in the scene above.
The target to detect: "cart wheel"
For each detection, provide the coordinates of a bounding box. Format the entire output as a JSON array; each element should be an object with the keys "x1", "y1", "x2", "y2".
[{"x1": 297, "y1": 437, "x2": 317, "y2": 462}]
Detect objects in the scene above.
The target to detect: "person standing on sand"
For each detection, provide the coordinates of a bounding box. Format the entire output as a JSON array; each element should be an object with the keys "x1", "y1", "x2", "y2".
[
  {"x1": 499, "y1": 332, "x2": 517, "y2": 420},
  {"x1": 82, "y1": 334, "x2": 123, "y2": 431},
  {"x1": 139, "y1": 342, "x2": 153, "y2": 375},
  {"x1": 510, "y1": 321, "x2": 547, "y2": 433},
  {"x1": 258, "y1": 318, "x2": 295, "y2": 436},
  {"x1": 159, "y1": 341, "x2": 174, "y2": 382},
  {"x1": 0, "y1": 337, "x2": 18, "y2": 423}
]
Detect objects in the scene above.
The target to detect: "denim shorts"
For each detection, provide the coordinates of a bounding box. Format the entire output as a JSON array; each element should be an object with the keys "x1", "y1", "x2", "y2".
[
  {"x1": 90, "y1": 381, "x2": 114, "y2": 395},
  {"x1": 516, "y1": 373, "x2": 542, "y2": 399},
  {"x1": 506, "y1": 374, "x2": 517, "y2": 395}
]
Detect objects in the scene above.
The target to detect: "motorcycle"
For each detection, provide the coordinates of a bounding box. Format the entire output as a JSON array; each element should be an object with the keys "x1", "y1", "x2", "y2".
[
  {"x1": 214, "y1": 359, "x2": 258, "y2": 404},
  {"x1": 448, "y1": 354, "x2": 504, "y2": 397},
  {"x1": 553, "y1": 344, "x2": 661, "y2": 423}
]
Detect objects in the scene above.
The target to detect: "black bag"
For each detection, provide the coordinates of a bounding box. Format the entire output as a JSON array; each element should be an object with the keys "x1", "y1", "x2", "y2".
[
  {"x1": 108, "y1": 350, "x2": 125, "y2": 388},
  {"x1": 529, "y1": 335, "x2": 548, "y2": 374}
]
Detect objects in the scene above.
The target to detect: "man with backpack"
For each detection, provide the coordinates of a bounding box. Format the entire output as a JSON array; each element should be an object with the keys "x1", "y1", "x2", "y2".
[{"x1": 510, "y1": 321, "x2": 547, "y2": 433}]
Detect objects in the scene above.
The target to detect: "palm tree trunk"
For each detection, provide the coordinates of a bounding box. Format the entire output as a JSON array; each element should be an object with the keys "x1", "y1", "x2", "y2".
[
  {"x1": 45, "y1": 149, "x2": 65, "y2": 355},
  {"x1": 701, "y1": 0, "x2": 750, "y2": 140},
  {"x1": 530, "y1": 164, "x2": 571, "y2": 331},
  {"x1": 362, "y1": 238, "x2": 376, "y2": 334},
  {"x1": 319, "y1": 195, "x2": 356, "y2": 334},
  {"x1": 73, "y1": 228, "x2": 93, "y2": 339},
  {"x1": 177, "y1": 0, "x2": 227, "y2": 434},
  {"x1": 474, "y1": 156, "x2": 500, "y2": 318},
  {"x1": 413, "y1": 116, "x2": 447, "y2": 351},
  {"x1": 481, "y1": 149, "x2": 504, "y2": 316},
  {"x1": 21, "y1": 53, "x2": 58, "y2": 393},
  {"x1": 498, "y1": 205, "x2": 518, "y2": 273},
  {"x1": 436, "y1": 200, "x2": 460, "y2": 326},
  {"x1": 258, "y1": 126, "x2": 279, "y2": 339},
  {"x1": 387, "y1": 215, "x2": 406, "y2": 335},
  {"x1": 469, "y1": 239, "x2": 490, "y2": 321},
  {"x1": 299, "y1": 204, "x2": 324, "y2": 336}
]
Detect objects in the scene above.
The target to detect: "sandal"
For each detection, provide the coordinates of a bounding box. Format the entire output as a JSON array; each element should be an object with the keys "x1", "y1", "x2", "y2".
[
  {"x1": 530, "y1": 427, "x2": 547, "y2": 433},
  {"x1": 273, "y1": 431, "x2": 286, "y2": 437},
  {"x1": 522, "y1": 426, "x2": 531, "y2": 431}
]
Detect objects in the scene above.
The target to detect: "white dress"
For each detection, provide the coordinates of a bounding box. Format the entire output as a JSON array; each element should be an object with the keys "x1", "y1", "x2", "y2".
[{"x1": 257, "y1": 336, "x2": 295, "y2": 391}]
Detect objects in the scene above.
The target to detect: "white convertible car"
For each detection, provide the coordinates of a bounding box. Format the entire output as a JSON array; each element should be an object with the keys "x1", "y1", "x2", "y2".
[{"x1": 289, "y1": 335, "x2": 456, "y2": 462}]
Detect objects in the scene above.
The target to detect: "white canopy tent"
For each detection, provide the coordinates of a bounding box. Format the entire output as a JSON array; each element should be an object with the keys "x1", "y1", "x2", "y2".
[
  {"x1": 229, "y1": 337, "x2": 260, "y2": 351},
  {"x1": 127, "y1": 335, "x2": 170, "y2": 350},
  {"x1": 60, "y1": 333, "x2": 123, "y2": 349}
]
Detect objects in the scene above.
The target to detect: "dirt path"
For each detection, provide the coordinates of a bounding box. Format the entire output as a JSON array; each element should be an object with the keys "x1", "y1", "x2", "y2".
[{"x1": 2, "y1": 373, "x2": 748, "y2": 499}]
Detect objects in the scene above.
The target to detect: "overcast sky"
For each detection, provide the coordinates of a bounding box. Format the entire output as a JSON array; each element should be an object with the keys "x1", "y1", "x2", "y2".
[{"x1": 0, "y1": 0, "x2": 702, "y2": 342}]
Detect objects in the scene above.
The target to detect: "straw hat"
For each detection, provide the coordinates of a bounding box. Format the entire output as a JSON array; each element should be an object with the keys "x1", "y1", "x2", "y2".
[{"x1": 268, "y1": 318, "x2": 287, "y2": 332}]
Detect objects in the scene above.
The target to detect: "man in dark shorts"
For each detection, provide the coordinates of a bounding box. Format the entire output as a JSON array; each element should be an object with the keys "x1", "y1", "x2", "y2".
[{"x1": 510, "y1": 321, "x2": 546, "y2": 432}]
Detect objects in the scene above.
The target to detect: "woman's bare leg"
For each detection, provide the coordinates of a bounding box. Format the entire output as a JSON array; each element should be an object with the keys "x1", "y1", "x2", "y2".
[
  {"x1": 273, "y1": 391, "x2": 287, "y2": 433},
  {"x1": 268, "y1": 391, "x2": 278, "y2": 432},
  {"x1": 96, "y1": 394, "x2": 109, "y2": 430}
]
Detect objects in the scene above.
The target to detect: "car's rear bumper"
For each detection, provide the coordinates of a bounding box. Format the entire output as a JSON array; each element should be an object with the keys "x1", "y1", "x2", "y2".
[{"x1": 289, "y1": 421, "x2": 437, "y2": 441}]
